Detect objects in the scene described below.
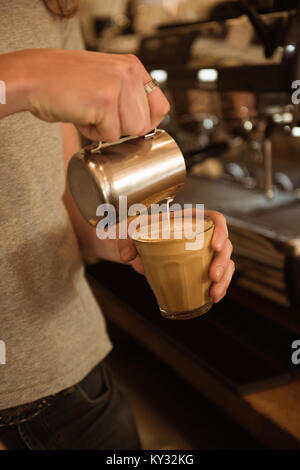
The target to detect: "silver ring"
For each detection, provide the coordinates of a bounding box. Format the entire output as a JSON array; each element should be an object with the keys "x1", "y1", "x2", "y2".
[{"x1": 144, "y1": 78, "x2": 159, "y2": 95}]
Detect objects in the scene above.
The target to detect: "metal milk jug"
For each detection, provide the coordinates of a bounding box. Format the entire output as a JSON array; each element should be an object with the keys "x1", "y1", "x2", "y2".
[{"x1": 67, "y1": 129, "x2": 186, "y2": 226}]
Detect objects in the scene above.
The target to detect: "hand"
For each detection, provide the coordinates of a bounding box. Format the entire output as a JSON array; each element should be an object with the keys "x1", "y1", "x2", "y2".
[
  {"x1": 15, "y1": 49, "x2": 170, "y2": 141},
  {"x1": 118, "y1": 210, "x2": 235, "y2": 304},
  {"x1": 205, "y1": 210, "x2": 235, "y2": 303}
]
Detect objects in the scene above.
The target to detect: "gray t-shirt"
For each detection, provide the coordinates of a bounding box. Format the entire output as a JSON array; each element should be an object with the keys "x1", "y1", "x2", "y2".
[{"x1": 0, "y1": 0, "x2": 112, "y2": 409}]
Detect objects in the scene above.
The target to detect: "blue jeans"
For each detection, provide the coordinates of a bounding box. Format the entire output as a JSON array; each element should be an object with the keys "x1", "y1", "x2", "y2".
[{"x1": 0, "y1": 361, "x2": 141, "y2": 450}]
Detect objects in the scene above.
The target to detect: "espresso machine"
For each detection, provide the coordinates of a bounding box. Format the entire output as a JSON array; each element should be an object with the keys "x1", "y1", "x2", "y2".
[
  {"x1": 130, "y1": 0, "x2": 300, "y2": 323},
  {"x1": 80, "y1": 3, "x2": 300, "y2": 447}
]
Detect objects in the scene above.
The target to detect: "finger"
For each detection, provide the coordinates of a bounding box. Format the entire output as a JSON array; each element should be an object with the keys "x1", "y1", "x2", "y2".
[
  {"x1": 93, "y1": 101, "x2": 121, "y2": 142},
  {"x1": 76, "y1": 108, "x2": 121, "y2": 143},
  {"x1": 130, "y1": 255, "x2": 145, "y2": 275},
  {"x1": 76, "y1": 123, "x2": 102, "y2": 141},
  {"x1": 205, "y1": 210, "x2": 228, "y2": 252},
  {"x1": 129, "y1": 55, "x2": 170, "y2": 130},
  {"x1": 146, "y1": 87, "x2": 170, "y2": 129},
  {"x1": 94, "y1": 110, "x2": 121, "y2": 142},
  {"x1": 119, "y1": 81, "x2": 151, "y2": 136},
  {"x1": 118, "y1": 238, "x2": 138, "y2": 263},
  {"x1": 132, "y1": 79, "x2": 152, "y2": 136},
  {"x1": 210, "y1": 260, "x2": 235, "y2": 303},
  {"x1": 118, "y1": 55, "x2": 152, "y2": 136},
  {"x1": 209, "y1": 239, "x2": 233, "y2": 283}
]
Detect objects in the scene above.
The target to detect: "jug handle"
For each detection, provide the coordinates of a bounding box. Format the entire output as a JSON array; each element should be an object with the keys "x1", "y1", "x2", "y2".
[{"x1": 90, "y1": 128, "x2": 159, "y2": 153}]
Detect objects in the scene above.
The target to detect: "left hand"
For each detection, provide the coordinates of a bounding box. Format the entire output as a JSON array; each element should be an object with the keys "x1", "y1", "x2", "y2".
[{"x1": 118, "y1": 210, "x2": 235, "y2": 304}]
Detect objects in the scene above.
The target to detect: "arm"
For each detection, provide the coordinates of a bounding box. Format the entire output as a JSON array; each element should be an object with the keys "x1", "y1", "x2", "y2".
[
  {"x1": 62, "y1": 122, "x2": 124, "y2": 264},
  {"x1": 0, "y1": 50, "x2": 131, "y2": 260},
  {"x1": 0, "y1": 49, "x2": 170, "y2": 140},
  {"x1": 1, "y1": 48, "x2": 164, "y2": 269},
  {"x1": 62, "y1": 123, "x2": 235, "y2": 301},
  {"x1": 1, "y1": 49, "x2": 234, "y2": 301}
]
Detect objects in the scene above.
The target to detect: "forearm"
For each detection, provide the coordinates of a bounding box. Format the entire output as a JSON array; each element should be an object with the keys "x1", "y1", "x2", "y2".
[
  {"x1": 0, "y1": 51, "x2": 125, "y2": 263},
  {"x1": 61, "y1": 123, "x2": 122, "y2": 263},
  {"x1": 1, "y1": 48, "x2": 170, "y2": 138},
  {"x1": 63, "y1": 183, "x2": 122, "y2": 263},
  {"x1": 0, "y1": 51, "x2": 32, "y2": 119}
]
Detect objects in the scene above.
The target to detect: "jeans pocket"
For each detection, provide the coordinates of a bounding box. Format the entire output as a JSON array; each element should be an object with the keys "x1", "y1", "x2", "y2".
[{"x1": 76, "y1": 362, "x2": 112, "y2": 406}]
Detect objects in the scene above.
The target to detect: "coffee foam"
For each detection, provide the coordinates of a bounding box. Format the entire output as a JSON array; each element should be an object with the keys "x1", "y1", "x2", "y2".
[{"x1": 132, "y1": 217, "x2": 211, "y2": 242}]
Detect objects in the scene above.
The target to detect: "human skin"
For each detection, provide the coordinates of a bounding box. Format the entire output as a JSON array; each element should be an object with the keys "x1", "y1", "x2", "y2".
[
  {"x1": 0, "y1": 49, "x2": 170, "y2": 140},
  {"x1": 0, "y1": 48, "x2": 234, "y2": 302},
  {"x1": 61, "y1": 123, "x2": 234, "y2": 303}
]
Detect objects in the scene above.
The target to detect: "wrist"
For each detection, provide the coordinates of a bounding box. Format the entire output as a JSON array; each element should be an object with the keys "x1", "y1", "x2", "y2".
[{"x1": 0, "y1": 50, "x2": 36, "y2": 117}]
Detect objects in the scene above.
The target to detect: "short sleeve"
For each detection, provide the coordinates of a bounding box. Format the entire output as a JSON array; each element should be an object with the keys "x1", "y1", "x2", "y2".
[{"x1": 60, "y1": 16, "x2": 85, "y2": 51}]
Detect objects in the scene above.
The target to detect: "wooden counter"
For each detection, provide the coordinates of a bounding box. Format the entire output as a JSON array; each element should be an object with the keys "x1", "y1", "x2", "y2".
[{"x1": 89, "y1": 277, "x2": 300, "y2": 450}]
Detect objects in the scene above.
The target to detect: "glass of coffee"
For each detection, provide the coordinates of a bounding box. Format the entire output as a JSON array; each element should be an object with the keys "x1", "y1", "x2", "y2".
[{"x1": 131, "y1": 212, "x2": 215, "y2": 320}]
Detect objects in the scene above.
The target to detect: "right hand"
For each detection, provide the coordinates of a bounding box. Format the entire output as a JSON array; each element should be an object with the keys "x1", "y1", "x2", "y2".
[{"x1": 18, "y1": 49, "x2": 170, "y2": 141}]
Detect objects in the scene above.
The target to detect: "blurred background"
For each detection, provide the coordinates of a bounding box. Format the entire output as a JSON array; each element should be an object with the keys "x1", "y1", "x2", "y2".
[{"x1": 77, "y1": 0, "x2": 300, "y2": 450}]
